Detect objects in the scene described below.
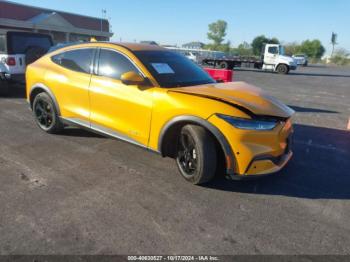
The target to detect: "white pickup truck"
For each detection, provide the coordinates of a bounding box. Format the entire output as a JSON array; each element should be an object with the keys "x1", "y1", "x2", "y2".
[{"x1": 292, "y1": 54, "x2": 308, "y2": 66}]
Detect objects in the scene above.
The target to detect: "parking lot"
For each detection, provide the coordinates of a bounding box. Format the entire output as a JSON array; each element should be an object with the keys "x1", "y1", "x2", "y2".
[{"x1": 0, "y1": 65, "x2": 349, "y2": 255}]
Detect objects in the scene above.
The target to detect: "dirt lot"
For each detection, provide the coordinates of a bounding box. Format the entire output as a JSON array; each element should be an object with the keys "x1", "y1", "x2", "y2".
[{"x1": 0, "y1": 65, "x2": 349, "y2": 255}]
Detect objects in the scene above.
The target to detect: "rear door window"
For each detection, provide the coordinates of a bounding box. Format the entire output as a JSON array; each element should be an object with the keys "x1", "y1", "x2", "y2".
[
  {"x1": 7, "y1": 32, "x2": 52, "y2": 54},
  {"x1": 51, "y1": 48, "x2": 94, "y2": 74}
]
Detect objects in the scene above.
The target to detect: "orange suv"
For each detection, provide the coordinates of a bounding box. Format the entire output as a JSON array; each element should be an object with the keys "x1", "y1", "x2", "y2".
[{"x1": 26, "y1": 42, "x2": 294, "y2": 184}]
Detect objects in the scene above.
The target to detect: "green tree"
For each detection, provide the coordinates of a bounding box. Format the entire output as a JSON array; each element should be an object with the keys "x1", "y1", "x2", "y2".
[
  {"x1": 205, "y1": 42, "x2": 231, "y2": 53},
  {"x1": 217, "y1": 41, "x2": 231, "y2": 53},
  {"x1": 330, "y1": 48, "x2": 349, "y2": 65},
  {"x1": 233, "y1": 41, "x2": 253, "y2": 56},
  {"x1": 207, "y1": 20, "x2": 228, "y2": 46},
  {"x1": 251, "y1": 35, "x2": 280, "y2": 55},
  {"x1": 284, "y1": 42, "x2": 301, "y2": 56},
  {"x1": 299, "y1": 39, "x2": 325, "y2": 59},
  {"x1": 205, "y1": 20, "x2": 231, "y2": 52},
  {"x1": 251, "y1": 35, "x2": 268, "y2": 55},
  {"x1": 270, "y1": 37, "x2": 280, "y2": 44}
]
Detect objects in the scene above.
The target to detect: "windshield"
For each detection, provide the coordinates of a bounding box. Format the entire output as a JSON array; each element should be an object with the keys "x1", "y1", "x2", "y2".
[{"x1": 134, "y1": 50, "x2": 215, "y2": 88}]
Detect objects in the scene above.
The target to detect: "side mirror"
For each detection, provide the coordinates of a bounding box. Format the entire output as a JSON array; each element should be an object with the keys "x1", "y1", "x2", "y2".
[{"x1": 121, "y1": 71, "x2": 146, "y2": 86}]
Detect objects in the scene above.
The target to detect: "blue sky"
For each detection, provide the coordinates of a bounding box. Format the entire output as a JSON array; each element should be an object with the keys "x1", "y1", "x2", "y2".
[{"x1": 18, "y1": 0, "x2": 350, "y2": 54}]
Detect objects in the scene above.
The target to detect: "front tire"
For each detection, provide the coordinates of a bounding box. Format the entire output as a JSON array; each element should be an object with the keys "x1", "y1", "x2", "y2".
[
  {"x1": 276, "y1": 64, "x2": 289, "y2": 74},
  {"x1": 33, "y1": 92, "x2": 63, "y2": 134},
  {"x1": 175, "y1": 125, "x2": 217, "y2": 185}
]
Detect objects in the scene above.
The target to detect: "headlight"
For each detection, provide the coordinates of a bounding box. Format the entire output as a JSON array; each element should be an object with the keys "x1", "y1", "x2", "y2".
[{"x1": 217, "y1": 114, "x2": 278, "y2": 130}]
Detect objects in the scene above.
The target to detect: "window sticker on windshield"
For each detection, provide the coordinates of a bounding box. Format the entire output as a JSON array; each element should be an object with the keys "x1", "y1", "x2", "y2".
[{"x1": 151, "y1": 63, "x2": 175, "y2": 74}]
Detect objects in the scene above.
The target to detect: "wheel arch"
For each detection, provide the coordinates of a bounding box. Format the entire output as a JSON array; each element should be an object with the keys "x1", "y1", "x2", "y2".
[
  {"x1": 29, "y1": 83, "x2": 61, "y2": 115},
  {"x1": 158, "y1": 115, "x2": 235, "y2": 175},
  {"x1": 275, "y1": 63, "x2": 290, "y2": 72}
]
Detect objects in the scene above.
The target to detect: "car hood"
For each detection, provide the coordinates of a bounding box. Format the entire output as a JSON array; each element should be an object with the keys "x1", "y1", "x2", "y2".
[{"x1": 168, "y1": 81, "x2": 295, "y2": 118}]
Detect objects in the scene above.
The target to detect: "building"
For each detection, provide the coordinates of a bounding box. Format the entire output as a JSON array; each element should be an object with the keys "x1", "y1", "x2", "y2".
[
  {"x1": 182, "y1": 42, "x2": 205, "y2": 50},
  {"x1": 0, "y1": 1, "x2": 113, "y2": 44}
]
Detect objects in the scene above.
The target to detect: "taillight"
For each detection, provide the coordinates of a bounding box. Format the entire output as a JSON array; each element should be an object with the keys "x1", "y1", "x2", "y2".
[{"x1": 6, "y1": 57, "x2": 16, "y2": 66}]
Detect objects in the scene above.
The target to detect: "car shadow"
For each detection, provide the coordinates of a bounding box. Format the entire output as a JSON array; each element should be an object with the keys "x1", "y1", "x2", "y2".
[
  {"x1": 207, "y1": 124, "x2": 350, "y2": 200},
  {"x1": 1, "y1": 84, "x2": 26, "y2": 99},
  {"x1": 288, "y1": 105, "x2": 338, "y2": 114},
  {"x1": 58, "y1": 127, "x2": 104, "y2": 138}
]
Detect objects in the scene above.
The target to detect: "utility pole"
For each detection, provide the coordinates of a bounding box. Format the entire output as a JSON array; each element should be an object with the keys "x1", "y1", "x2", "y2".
[{"x1": 331, "y1": 32, "x2": 338, "y2": 57}]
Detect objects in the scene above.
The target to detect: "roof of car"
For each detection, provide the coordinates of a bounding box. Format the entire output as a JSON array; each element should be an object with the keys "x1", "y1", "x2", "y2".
[
  {"x1": 110, "y1": 42, "x2": 166, "y2": 51},
  {"x1": 48, "y1": 42, "x2": 168, "y2": 54},
  {"x1": 70, "y1": 42, "x2": 166, "y2": 51}
]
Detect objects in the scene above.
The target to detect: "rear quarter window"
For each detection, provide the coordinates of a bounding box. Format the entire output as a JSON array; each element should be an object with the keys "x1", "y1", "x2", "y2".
[{"x1": 51, "y1": 48, "x2": 94, "y2": 74}]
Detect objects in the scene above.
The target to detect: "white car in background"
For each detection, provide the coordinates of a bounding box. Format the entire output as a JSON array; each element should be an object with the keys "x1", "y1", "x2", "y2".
[{"x1": 292, "y1": 54, "x2": 308, "y2": 66}]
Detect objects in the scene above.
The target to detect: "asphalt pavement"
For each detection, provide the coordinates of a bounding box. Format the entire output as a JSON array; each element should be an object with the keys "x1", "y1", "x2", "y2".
[{"x1": 0, "y1": 65, "x2": 349, "y2": 255}]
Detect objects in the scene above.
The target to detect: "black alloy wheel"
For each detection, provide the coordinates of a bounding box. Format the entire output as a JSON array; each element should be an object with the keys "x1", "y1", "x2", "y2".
[
  {"x1": 33, "y1": 92, "x2": 63, "y2": 134},
  {"x1": 177, "y1": 131, "x2": 198, "y2": 177},
  {"x1": 175, "y1": 125, "x2": 217, "y2": 185},
  {"x1": 34, "y1": 99, "x2": 54, "y2": 130}
]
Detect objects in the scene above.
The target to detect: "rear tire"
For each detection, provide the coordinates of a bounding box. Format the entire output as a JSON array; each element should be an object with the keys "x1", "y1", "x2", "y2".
[
  {"x1": 33, "y1": 92, "x2": 63, "y2": 134},
  {"x1": 276, "y1": 64, "x2": 289, "y2": 74},
  {"x1": 175, "y1": 125, "x2": 217, "y2": 185}
]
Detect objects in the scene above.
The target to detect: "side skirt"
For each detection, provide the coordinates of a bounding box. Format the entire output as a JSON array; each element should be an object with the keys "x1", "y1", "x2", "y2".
[{"x1": 60, "y1": 117, "x2": 160, "y2": 154}]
